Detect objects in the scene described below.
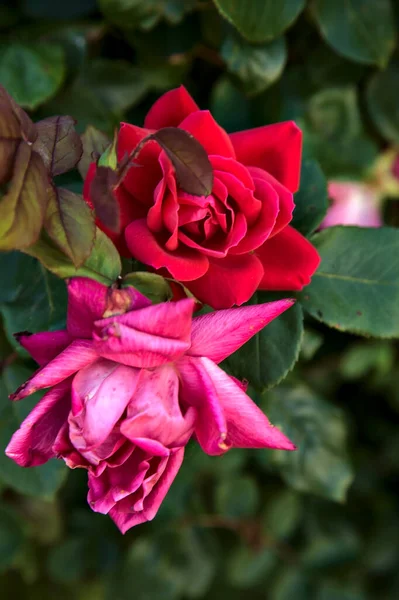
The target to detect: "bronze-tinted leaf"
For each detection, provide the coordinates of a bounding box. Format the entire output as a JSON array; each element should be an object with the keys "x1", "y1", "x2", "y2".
[
  {"x1": 33, "y1": 115, "x2": 82, "y2": 176},
  {"x1": 78, "y1": 125, "x2": 110, "y2": 179},
  {"x1": 0, "y1": 85, "x2": 36, "y2": 184},
  {"x1": 89, "y1": 165, "x2": 120, "y2": 232},
  {"x1": 0, "y1": 85, "x2": 36, "y2": 142},
  {"x1": 44, "y1": 187, "x2": 96, "y2": 268},
  {"x1": 150, "y1": 127, "x2": 213, "y2": 196},
  {"x1": 0, "y1": 143, "x2": 50, "y2": 250}
]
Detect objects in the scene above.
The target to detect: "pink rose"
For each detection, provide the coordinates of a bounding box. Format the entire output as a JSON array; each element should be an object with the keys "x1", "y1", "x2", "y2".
[
  {"x1": 321, "y1": 181, "x2": 383, "y2": 229},
  {"x1": 84, "y1": 86, "x2": 320, "y2": 309},
  {"x1": 6, "y1": 277, "x2": 295, "y2": 533}
]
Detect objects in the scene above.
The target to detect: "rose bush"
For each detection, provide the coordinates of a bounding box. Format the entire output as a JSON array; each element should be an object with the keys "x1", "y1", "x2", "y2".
[
  {"x1": 84, "y1": 86, "x2": 320, "y2": 308},
  {"x1": 6, "y1": 277, "x2": 295, "y2": 532}
]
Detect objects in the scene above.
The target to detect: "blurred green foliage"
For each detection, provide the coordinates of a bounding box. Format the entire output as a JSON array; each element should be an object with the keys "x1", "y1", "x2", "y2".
[{"x1": 1, "y1": 0, "x2": 399, "y2": 598}]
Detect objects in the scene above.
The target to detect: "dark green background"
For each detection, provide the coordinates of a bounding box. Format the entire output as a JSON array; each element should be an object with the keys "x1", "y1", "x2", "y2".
[{"x1": 1, "y1": 0, "x2": 399, "y2": 598}]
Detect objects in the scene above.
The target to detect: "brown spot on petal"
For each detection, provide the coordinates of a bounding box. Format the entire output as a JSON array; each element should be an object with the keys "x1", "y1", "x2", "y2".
[{"x1": 102, "y1": 288, "x2": 134, "y2": 318}]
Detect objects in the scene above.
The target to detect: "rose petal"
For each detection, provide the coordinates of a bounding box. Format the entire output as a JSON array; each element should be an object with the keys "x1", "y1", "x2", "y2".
[
  {"x1": 179, "y1": 357, "x2": 295, "y2": 455},
  {"x1": 121, "y1": 365, "x2": 196, "y2": 447},
  {"x1": 88, "y1": 450, "x2": 149, "y2": 514},
  {"x1": 94, "y1": 299, "x2": 195, "y2": 368},
  {"x1": 15, "y1": 330, "x2": 71, "y2": 367},
  {"x1": 249, "y1": 167, "x2": 294, "y2": 237},
  {"x1": 256, "y1": 225, "x2": 320, "y2": 291},
  {"x1": 321, "y1": 181, "x2": 383, "y2": 229},
  {"x1": 10, "y1": 340, "x2": 98, "y2": 400},
  {"x1": 125, "y1": 219, "x2": 209, "y2": 281},
  {"x1": 229, "y1": 176, "x2": 279, "y2": 255},
  {"x1": 184, "y1": 254, "x2": 264, "y2": 309},
  {"x1": 178, "y1": 212, "x2": 247, "y2": 258},
  {"x1": 144, "y1": 86, "x2": 199, "y2": 129},
  {"x1": 118, "y1": 123, "x2": 162, "y2": 206},
  {"x1": 109, "y1": 447, "x2": 185, "y2": 533},
  {"x1": 189, "y1": 299, "x2": 294, "y2": 363},
  {"x1": 5, "y1": 379, "x2": 72, "y2": 467},
  {"x1": 67, "y1": 277, "x2": 150, "y2": 339},
  {"x1": 70, "y1": 363, "x2": 141, "y2": 450},
  {"x1": 230, "y1": 121, "x2": 302, "y2": 193},
  {"x1": 179, "y1": 110, "x2": 236, "y2": 159}
]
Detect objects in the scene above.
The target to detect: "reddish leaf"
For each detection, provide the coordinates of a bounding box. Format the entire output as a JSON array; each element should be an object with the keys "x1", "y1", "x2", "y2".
[
  {"x1": 150, "y1": 127, "x2": 213, "y2": 196},
  {"x1": 78, "y1": 125, "x2": 111, "y2": 179},
  {"x1": 0, "y1": 85, "x2": 36, "y2": 184},
  {"x1": 89, "y1": 166, "x2": 120, "y2": 233},
  {"x1": 33, "y1": 115, "x2": 83, "y2": 176},
  {"x1": 44, "y1": 187, "x2": 96, "y2": 268},
  {"x1": 0, "y1": 142, "x2": 50, "y2": 250}
]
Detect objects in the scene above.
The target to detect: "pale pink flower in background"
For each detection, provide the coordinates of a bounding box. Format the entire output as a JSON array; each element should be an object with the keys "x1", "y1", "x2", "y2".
[
  {"x1": 6, "y1": 277, "x2": 295, "y2": 533},
  {"x1": 320, "y1": 181, "x2": 383, "y2": 229}
]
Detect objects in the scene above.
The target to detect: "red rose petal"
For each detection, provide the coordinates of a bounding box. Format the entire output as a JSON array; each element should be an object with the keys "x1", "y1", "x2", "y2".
[
  {"x1": 229, "y1": 177, "x2": 279, "y2": 255},
  {"x1": 118, "y1": 123, "x2": 162, "y2": 206},
  {"x1": 144, "y1": 86, "x2": 199, "y2": 129},
  {"x1": 256, "y1": 225, "x2": 320, "y2": 291},
  {"x1": 184, "y1": 254, "x2": 264, "y2": 309},
  {"x1": 179, "y1": 111, "x2": 236, "y2": 159},
  {"x1": 125, "y1": 219, "x2": 209, "y2": 281},
  {"x1": 230, "y1": 121, "x2": 302, "y2": 193},
  {"x1": 249, "y1": 167, "x2": 294, "y2": 237}
]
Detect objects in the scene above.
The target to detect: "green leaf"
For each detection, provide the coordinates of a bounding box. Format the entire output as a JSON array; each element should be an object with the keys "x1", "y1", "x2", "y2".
[
  {"x1": 221, "y1": 34, "x2": 287, "y2": 96},
  {"x1": 79, "y1": 59, "x2": 150, "y2": 115},
  {"x1": 215, "y1": 476, "x2": 259, "y2": 518},
  {"x1": 316, "y1": 583, "x2": 367, "y2": 600},
  {"x1": 106, "y1": 537, "x2": 181, "y2": 600},
  {"x1": 158, "y1": 529, "x2": 217, "y2": 598},
  {"x1": 213, "y1": 0, "x2": 305, "y2": 43},
  {"x1": 302, "y1": 526, "x2": 361, "y2": 569},
  {"x1": 149, "y1": 128, "x2": 214, "y2": 196},
  {"x1": 262, "y1": 386, "x2": 354, "y2": 502},
  {"x1": 0, "y1": 143, "x2": 50, "y2": 251},
  {"x1": 298, "y1": 226, "x2": 399, "y2": 338},
  {"x1": 26, "y1": 228, "x2": 121, "y2": 285},
  {"x1": 227, "y1": 546, "x2": 276, "y2": 588},
  {"x1": 33, "y1": 116, "x2": 83, "y2": 177},
  {"x1": 98, "y1": 132, "x2": 118, "y2": 170},
  {"x1": 21, "y1": 0, "x2": 96, "y2": 19},
  {"x1": 44, "y1": 188, "x2": 96, "y2": 268},
  {"x1": 99, "y1": 0, "x2": 197, "y2": 30},
  {"x1": 262, "y1": 490, "x2": 302, "y2": 539},
  {"x1": 305, "y1": 43, "x2": 367, "y2": 90},
  {"x1": 271, "y1": 568, "x2": 314, "y2": 600},
  {"x1": 340, "y1": 341, "x2": 395, "y2": 379},
  {"x1": 210, "y1": 77, "x2": 251, "y2": 133},
  {"x1": 123, "y1": 272, "x2": 172, "y2": 303},
  {"x1": 304, "y1": 87, "x2": 378, "y2": 177},
  {"x1": 78, "y1": 126, "x2": 111, "y2": 179},
  {"x1": 47, "y1": 538, "x2": 88, "y2": 583},
  {"x1": 312, "y1": 0, "x2": 396, "y2": 67},
  {"x1": 292, "y1": 159, "x2": 328, "y2": 236},
  {"x1": 0, "y1": 505, "x2": 25, "y2": 573},
  {"x1": 224, "y1": 293, "x2": 303, "y2": 391},
  {"x1": 0, "y1": 253, "x2": 67, "y2": 342},
  {"x1": 0, "y1": 42, "x2": 65, "y2": 109},
  {"x1": 366, "y1": 65, "x2": 399, "y2": 144}
]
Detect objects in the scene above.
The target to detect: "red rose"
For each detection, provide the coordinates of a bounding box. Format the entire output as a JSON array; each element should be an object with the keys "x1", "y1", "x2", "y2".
[{"x1": 84, "y1": 86, "x2": 320, "y2": 309}]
